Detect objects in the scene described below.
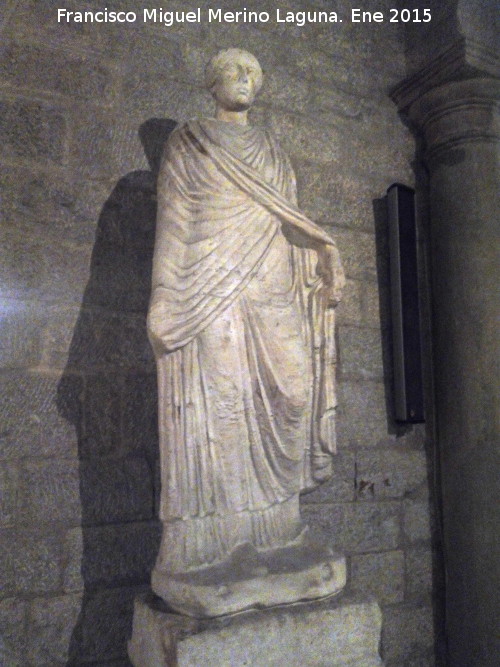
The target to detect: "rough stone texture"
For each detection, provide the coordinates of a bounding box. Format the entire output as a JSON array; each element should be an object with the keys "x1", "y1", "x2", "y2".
[
  {"x1": 302, "y1": 451, "x2": 356, "y2": 503},
  {"x1": 0, "y1": 300, "x2": 44, "y2": 369},
  {"x1": 0, "y1": 530, "x2": 62, "y2": 596},
  {"x1": 129, "y1": 595, "x2": 383, "y2": 667},
  {"x1": 356, "y1": 449, "x2": 428, "y2": 500},
  {"x1": 303, "y1": 502, "x2": 400, "y2": 554},
  {"x1": 0, "y1": 41, "x2": 111, "y2": 102},
  {"x1": 0, "y1": 165, "x2": 105, "y2": 245},
  {"x1": 403, "y1": 499, "x2": 432, "y2": 544},
  {"x1": 19, "y1": 459, "x2": 82, "y2": 525},
  {"x1": 0, "y1": 597, "x2": 27, "y2": 666},
  {"x1": 406, "y1": 548, "x2": 434, "y2": 601},
  {"x1": 0, "y1": 371, "x2": 81, "y2": 459},
  {"x1": 79, "y1": 521, "x2": 160, "y2": 589},
  {"x1": 26, "y1": 594, "x2": 82, "y2": 665},
  {"x1": 351, "y1": 551, "x2": 405, "y2": 604},
  {"x1": 382, "y1": 604, "x2": 435, "y2": 667},
  {"x1": 0, "y1": 463, "x2": 20, "y2": 527},
  {"x1": 339, "y1": 325, "x2": 385, "y2": 380},
  {"x1": 0, "y1": 99, "x2": 66, "y2": 163},
  {"x1": 0, "y1": 1, "x2": 440, "y2": 664},
  {"x1": 336, "y1": 380, "x2": 390, "y2": 448},
  {"x1": 66, "y1": 586, "x2": 148, "y2": 665},
  {"x1": 63, "y1": 528, "x2": 84, "y2": 595}
]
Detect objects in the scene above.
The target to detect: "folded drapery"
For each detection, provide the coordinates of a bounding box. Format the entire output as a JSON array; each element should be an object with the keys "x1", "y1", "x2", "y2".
[{"x1": 148, "y1": 119, "x2": 341, "y2": 571}]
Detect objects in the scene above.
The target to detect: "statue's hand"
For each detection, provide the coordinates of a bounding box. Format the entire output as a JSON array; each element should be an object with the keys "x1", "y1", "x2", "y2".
[{"x1": 316, "y1": 244, "x2": 345, "y2": 306}]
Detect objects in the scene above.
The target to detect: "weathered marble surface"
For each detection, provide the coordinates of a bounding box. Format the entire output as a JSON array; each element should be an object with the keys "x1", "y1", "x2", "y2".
[
  {"x1": 147, "y1": 49, "x2": 345, "y2": 617},
  {"x1": 128, "y1": 593, "x2": 384, "y2": 667}
]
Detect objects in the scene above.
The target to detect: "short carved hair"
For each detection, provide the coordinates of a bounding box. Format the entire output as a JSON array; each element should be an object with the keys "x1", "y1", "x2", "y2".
[{"x1": 205, "y1": 48, "x2": 263, "y2": 93}]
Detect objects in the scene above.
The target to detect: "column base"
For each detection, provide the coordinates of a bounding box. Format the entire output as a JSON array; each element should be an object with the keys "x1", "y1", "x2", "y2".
[{"x1": 128, "y1": 593, "x2": 384, "y2": 667}]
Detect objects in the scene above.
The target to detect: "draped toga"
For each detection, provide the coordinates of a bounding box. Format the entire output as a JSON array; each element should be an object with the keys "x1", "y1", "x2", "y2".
[{"x1": 148, "y1": 119, "x2": 339, "y2": 573}]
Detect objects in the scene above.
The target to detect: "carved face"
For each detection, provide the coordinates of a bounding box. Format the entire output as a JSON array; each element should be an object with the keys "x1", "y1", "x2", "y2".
[{"x1": 212, "y1": 56, "x2": 260, "y2": 111}]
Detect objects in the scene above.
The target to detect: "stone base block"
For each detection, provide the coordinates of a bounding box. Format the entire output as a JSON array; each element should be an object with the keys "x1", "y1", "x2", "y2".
[{"x1": 128, "y1": 593, "x2": 384, "y2": 666}]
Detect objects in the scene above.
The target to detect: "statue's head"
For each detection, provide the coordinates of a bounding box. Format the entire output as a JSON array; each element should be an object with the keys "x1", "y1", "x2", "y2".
[{"x1": 205, "y1": 48, "x2": 263, "y2": 112}]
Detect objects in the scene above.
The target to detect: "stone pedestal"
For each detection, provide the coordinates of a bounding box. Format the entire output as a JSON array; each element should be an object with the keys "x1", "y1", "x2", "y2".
[{"x1": 128, "y1": 593, "x2": 384, "y2": 667}]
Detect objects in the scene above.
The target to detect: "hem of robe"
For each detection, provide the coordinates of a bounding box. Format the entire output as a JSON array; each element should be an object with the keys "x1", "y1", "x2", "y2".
[{"x1": 154, "y1": 494, "x2": 302, "y2": 573}]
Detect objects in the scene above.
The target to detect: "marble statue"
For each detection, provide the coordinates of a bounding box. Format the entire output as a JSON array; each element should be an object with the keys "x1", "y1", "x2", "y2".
[{"x1": 147, "y1": 48, "x2": 346, "y2": 617}]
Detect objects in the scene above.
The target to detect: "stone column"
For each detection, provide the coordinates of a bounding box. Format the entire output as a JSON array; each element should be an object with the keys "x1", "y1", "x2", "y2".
[{"x1": 408, "y1": 79, "x2": 499, "y2": 666}]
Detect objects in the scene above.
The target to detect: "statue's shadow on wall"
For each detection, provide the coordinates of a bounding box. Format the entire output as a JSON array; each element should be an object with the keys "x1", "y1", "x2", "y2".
[{"x1": 57, "y1": 119, "x2": 177, "y2": 665}]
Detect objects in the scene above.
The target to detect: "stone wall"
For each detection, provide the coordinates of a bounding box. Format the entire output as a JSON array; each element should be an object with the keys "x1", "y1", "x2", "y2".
[{"x1": 0, "y1": 1, "x2": 438, "y2": 665}]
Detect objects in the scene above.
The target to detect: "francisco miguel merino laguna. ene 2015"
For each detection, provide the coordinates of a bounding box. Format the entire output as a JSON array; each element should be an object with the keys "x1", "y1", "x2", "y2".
[{"x1": 56, "y1": 7, "x2": 345, "y2": 26}]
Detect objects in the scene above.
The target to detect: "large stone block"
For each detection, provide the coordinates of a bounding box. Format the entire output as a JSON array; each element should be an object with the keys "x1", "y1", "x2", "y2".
[
  {"x1": 19, "y1": 459, "x2": 81, "y2": 525},
  {"x1": 114, "y1": 313, "x2": 153, "y2": 368},
  {"x1": 301, "y1": 451, "x2": 356, "y2": 503},
  {"x1": 0, "y1": 529, "x2": 62, "y2": 595},
  {"x1": 362, "y1": 278, "x2": 391, "y2": 329},
  {"x1": 66, "y1": 585, "x2": 147, "y2": 664},
  {"x1": 336, "y1": 379, "x2": 389, "y2": 448},
  {"x1": 129, "y1": 595, "x2": 384, "y2": 667},
  {"x1": 339, "y1": 325, "x2": 384, "y2": 380},
  {"x1": 265, "y1": 109, "x2": 342, "y2": 164},
  {"x1": 0, "y1": 597, "x2": 27, "y2": 666},
  {"x1": 40, "y1": 305, "x2": 81, "y2": 370},
  {"x1": 334, "y1": 279, "x2": 363, "y2": 326},
  {"x1": 68, "y1": 111, "x2": 129, "y2": 179},
  {"x1": 0, "y1": 299, "x2": 44, "y2": 369},
  {"x1": 294, "y1": 167, "x2": 381, "y2": 231},
  {"x1": 309, "y1": 85, "x2": 367, "y2": 121},
  {"x1": 350, "y1": 550, "x2": 405, "y2": 604},
  {"x1": 0, "y1": 165, "x2": 103, "y2": 246},
  {"x1": 65, "y1": 313, "x2": 124, "y2": 371},
  {"x1": 0, "y1": 232, "x2": 47, "y2": 301},
  {"x1": 122, "y1": 74, "x2": 211, "y2": 124},
  {"x1": 406, "y1": 547, "x2": 434, "y2": 600},
  {"x1": 303, "y1": 501, "x2": 400, "y2": 553},
  {"x1": 79, "y1": 521, "x2": 160, "y2": 588},
  {"x1": 0, "y1": 463, "x2": 20, "y2": 527},
  {"x1": 43, "y1": 243, "x2": 91, "y2": 303},
  {"x1": 0, "y1": 41, "x2": 111, "y2": 102},
  {"x1": 81, "y1": 373, "x2": 122, "y2": 457},
  {"x1": 40, "y1": 373, "x2": 82, "y2": 457},
  {"x1": 329, "y1": 227, "x2": 378, "y2": 281},
  {"x1": 4, "y1": 0, "x2": 130, "y2": 58},
  {"x1": 0, "y1": 370, "x2": 80, "y2": 459},
  {"x1": 67, "y1": 311, "x2": 153, "y2": 371},
  {"x1": 258, "y1": 66, "x2": 309, "y2": 113},
  {"x1": 0, "y1": 231, "x2": 91, "y2": 302},
  {"x1": 122, "y1": 372, "x2": 158, "y2": 459},
  {"x1": 0, "y1": 372, "x2": 43, "y2": 459},
  {"x1": 202, "y1": 19, "x2": 287, "y2": 63},
  {"x1": 92, "y1": 172, "x2": 157, "y2": 251},
  {"x1": 293, "y1": 47, "x2": 371, "y2": 91},
  {"x1": 120, "y1": 29, "x2": 192, "y2": 83},
  {"x1": 403, "y1": 499, "x2": 432, "y2": 544},
  {"x1": 26, "y1": 594, "x2": 82, "y2": 666},
  {"x1": 355, "y1": 449, "x2": 428, "y2": 500},
  {"x1": 63, "y1": 528, "x2": 84, "y2": 594},
  {"x1": 382, "y1": 603, "x2": 435, "y2": 667},
  {"x1": 79, "y1": 457, "x2": 154, "y2": 525},
  {"x1": 0, "y1": 98, "x2": 65, "y2": 163},
  {"x1": 335, "y1": 115, "x2": 413, "y2": 184},
  {"x1": 305, "y1": 18, "x2": 404, "y2": 81}
]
